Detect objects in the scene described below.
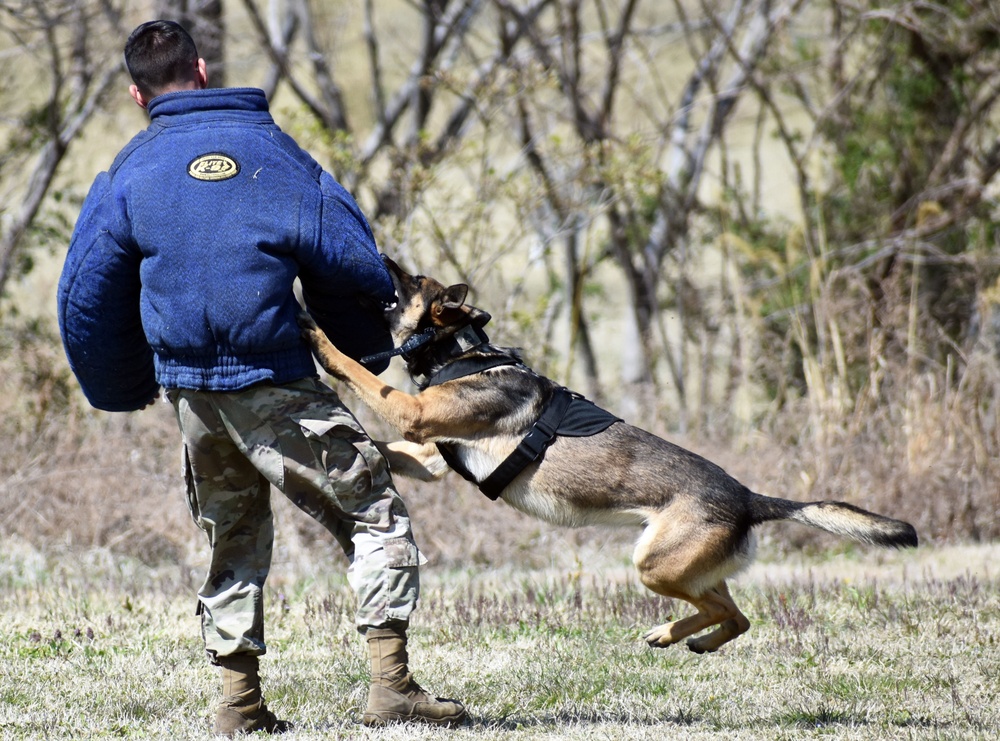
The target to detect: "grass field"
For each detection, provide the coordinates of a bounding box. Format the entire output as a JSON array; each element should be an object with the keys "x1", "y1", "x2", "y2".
[{"x1": 2, "y1": 538, "x2": 997, "y2": 740}]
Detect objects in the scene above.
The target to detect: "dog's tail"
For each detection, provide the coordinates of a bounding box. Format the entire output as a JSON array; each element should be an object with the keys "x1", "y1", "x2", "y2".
[{"x1": 748, "y1": 493, "x2": 918, "y2": 548}]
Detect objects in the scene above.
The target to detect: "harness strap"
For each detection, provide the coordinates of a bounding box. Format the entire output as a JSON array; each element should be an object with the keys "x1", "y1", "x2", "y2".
[
  {"x1": 478, "y1": 387, "x2": 574, "y2": 499},
  {"x1": 426, "y1": 355, "x2": 519, "y2": 387},
  {"x1": 436, "y1": 444, "x2": 479, "y2": 487},
  {"x1": 407, "y1": 329, "x2": 620, "y2": 500},
  {"x1": 437, "y1": 387, "x2": 575, "y2": 501}
]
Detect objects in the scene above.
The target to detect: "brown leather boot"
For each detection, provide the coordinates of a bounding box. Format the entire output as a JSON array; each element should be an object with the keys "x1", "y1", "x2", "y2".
[
  {"x1": 213, "y1": 654, "x2": 291, "y2": 736},
  {"x1": 363, "y1": 625, "x2": 467, "y2": 727}
]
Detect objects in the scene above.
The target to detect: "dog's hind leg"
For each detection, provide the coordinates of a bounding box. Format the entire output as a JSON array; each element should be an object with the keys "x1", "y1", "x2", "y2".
[
  {"x1": 373, "y1": 440, "x2": 448, "y2": 481},
  {"x1": 640, "y1": 584, "x2": 741, "y2": 649},
  {"x1": 634, "y1": 516, "x2": 749, "y2": 650},
  {"x1": 684, "y1": 582, "x2": 750, "y2": 653}
]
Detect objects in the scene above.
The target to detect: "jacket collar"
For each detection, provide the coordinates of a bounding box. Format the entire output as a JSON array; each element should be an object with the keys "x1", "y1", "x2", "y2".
[{"x1": 147, "y1": 88, "x2": 271, "y2": 122}]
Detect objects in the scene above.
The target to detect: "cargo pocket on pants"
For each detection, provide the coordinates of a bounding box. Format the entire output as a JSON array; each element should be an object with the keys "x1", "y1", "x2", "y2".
[
  {"x1": 384, "y1": 537, "x2": 427, "y2": 567},
  {"x1": 381, "y1": 536, "x2": 424, "y2": 625}
]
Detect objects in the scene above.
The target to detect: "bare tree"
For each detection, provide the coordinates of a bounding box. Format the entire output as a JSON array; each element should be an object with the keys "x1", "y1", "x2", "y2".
[
  {"x1": 477, "y1": 0, "x2": 807, "y2": 423},
  {"x1": 4, "y1": 0, "x2": 997, "y2": 439},
  {"x1": 232, "y1": 0, "x2": 806, "y2": 422},
  {"x1": 0, "y1": 0, "x2": 126, "y2": 297}
]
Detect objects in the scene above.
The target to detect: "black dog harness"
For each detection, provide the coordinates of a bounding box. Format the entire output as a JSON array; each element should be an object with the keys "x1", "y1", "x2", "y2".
[{"x1": 429, "y1": 358, "x2": 621, "y2": 500}]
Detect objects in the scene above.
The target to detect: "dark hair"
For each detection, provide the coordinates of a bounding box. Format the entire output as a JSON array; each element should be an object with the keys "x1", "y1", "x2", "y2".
[{"x1": 124, "y1": 20, "x2": 199, "y2": 97}]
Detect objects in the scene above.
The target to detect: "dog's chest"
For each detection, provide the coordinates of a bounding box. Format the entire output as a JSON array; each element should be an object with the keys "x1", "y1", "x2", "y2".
[{"x1": 452, "y1": 445, "x2": 630, "y2": 527}]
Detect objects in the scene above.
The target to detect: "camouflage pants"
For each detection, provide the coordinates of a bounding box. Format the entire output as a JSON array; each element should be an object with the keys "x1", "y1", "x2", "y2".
[{"x1": 168, "y1": 378, "x2": 422, "y2": 661}]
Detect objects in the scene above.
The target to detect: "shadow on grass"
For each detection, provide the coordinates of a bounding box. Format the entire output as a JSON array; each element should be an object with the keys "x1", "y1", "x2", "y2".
[
  {"x1": 775, "y1": 706, "x2": 944, "y2": 732},
  {"x1": 465, "y1": 707, "x2": 703, "y2": 730},
  {"x1": 467, "y1": 707, "x2": 950, "y2": 734}
]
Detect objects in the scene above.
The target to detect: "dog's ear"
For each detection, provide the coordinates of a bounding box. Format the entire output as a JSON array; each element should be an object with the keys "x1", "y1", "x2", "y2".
[
  {"x1": 439, "y1": 283, "x2": 469, "y2": 310},
  {"x1": 431, "y1": 283, "x2": 469, "y2": 325}
]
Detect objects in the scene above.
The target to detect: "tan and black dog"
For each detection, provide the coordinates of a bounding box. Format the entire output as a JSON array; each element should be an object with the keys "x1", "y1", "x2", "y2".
[{"x1": 298, "y1": 257, "x2": 917, "y2": 653}]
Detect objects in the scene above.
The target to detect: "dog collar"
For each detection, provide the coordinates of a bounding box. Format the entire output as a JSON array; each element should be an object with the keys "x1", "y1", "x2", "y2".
[
  {"x1": 453, "y1": 324, "x2": 490, "y2": 352},
  {"x1": 359, "y1": 323, "x2": 489, "y2": 368}
]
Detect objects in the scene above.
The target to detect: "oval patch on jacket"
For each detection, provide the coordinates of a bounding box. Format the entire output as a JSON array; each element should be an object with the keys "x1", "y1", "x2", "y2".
[{"x1": 187, "y1": 153, "x2": 240, "y2": 181}]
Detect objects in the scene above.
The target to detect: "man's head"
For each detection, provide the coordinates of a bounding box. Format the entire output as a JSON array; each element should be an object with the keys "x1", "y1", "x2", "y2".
[{"x1": 124, "y1": 20, "x2": 207, "y2": 108}]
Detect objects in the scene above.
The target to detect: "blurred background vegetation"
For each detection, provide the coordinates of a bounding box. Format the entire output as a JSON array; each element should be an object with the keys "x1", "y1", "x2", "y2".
[{"x1": 1, "y1": 0, "x2": 998, "y2": 570}]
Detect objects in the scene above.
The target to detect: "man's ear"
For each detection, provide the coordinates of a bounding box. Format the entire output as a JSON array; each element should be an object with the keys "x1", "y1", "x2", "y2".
[
  {"x1": 195, "y1": 58, "x2": 208, "y2": 89},
  {"x1": 129, "y1": 84, "x2": 149, "y2": 109}
]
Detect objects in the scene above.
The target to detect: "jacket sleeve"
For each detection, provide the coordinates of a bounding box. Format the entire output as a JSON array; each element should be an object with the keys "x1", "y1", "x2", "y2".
[
  {"x1": 298, "y1": 173, "x2": 396, "y2": 374},
  {"x1": 57, "y1": 174, "x2": 159, "y2": 412}
]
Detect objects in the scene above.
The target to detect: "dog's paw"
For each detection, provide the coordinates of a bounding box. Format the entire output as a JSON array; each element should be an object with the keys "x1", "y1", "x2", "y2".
[
  {"x1": 298, "y1": 312, "x2": 328, "y2": 349},
  {"x1": 685, "y1": 638, "x2": 716, "y2": 654},
  {"x1": 377, "y1": 441, "x2": 449, "y2": 482},
  {"x1": 297, "y1": 311, "x2": 319, "y2": 333},
  {"x1": 642, "y1": 622, "x2": 680, "y2": 649},
  {"x1": 416, "y1": 446, "x2": 450, "y2": 480}
]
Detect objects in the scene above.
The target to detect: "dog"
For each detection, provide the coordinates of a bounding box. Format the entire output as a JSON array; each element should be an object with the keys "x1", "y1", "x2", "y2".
[{"x1": 298, "y1": 257, "x2": 918, "y2": 653}]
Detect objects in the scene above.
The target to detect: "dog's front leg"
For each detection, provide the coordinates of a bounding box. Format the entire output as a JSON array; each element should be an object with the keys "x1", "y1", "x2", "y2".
[
  {"x1": 297, "y1": 311, "x2": 437, "y2": 441},
  {"x1": 298, "y1": 312, "x2": 492, "y2": 444},
  {"x1": 297, "y1": 311, "x2": 360, "y2": 381}
]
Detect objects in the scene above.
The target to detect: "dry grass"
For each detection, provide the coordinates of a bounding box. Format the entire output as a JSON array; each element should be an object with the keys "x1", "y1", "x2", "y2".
[
  {"x1": 1, "y1": 307, "x2": 998, "y2": 574},
  {"x1": 2, "y1": 312, "x2": 999, "y2": 739},
  {"x1": 1, "y1": 536, "x2": 998, "y2": 740}
]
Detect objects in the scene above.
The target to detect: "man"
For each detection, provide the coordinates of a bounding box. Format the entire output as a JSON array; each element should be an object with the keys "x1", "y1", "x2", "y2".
[{"x1": 57, "y1": 19, "x2": 466, "y2": 736}]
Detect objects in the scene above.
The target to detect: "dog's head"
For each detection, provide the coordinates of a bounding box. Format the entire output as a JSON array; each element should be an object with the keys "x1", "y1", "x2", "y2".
[{"x1": 381, "y1": 255, "x2": 491, "y2": 349}]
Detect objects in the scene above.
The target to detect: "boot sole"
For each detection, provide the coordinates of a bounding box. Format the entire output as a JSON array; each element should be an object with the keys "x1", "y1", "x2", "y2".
[{"x1": 362, "y1": 710, "x2": 467, "y2": 728}]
